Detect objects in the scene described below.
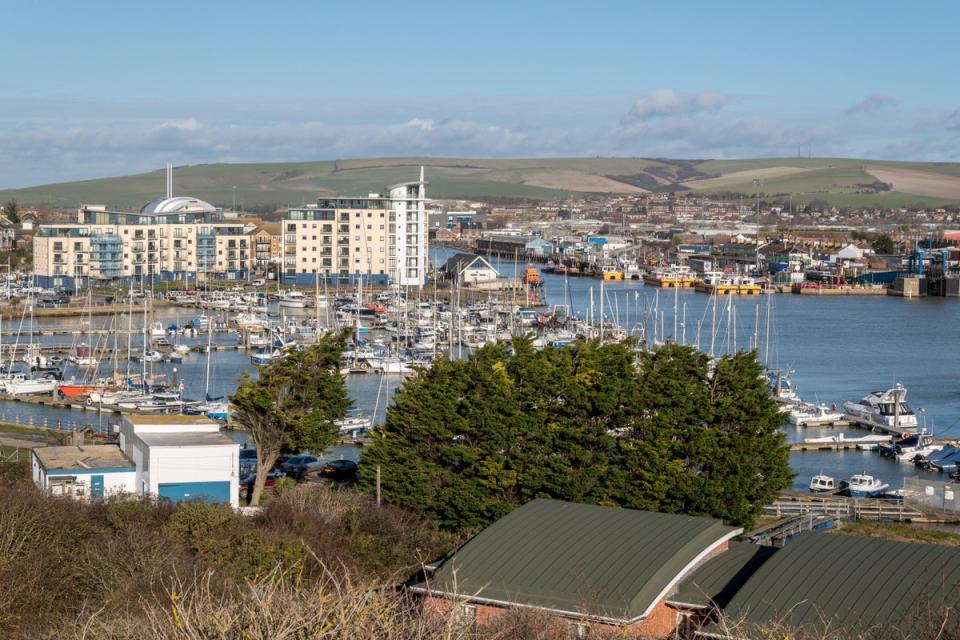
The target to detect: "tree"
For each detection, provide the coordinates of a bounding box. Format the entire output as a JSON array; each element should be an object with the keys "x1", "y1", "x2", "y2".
[
  {"x1": 873, "y1": 233, "x2": 896, "y2": 255},
  {"x1": 360, "y1": 339, "x2": 791, "y2": 531},
  {"x1": 230, "y1": 331, "x2": 351, "y2": 505},
  {"x1": 2, "y1": 200, "x2": 19, "y2": 224}
]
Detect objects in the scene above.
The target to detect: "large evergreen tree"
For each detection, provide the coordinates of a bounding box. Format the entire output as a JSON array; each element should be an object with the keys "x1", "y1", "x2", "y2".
[
  {"x1": 231, "y1": 330, "x2": 351, "y2": 505},
  {"x1": 359, "y1": 339, "x2": 791, "y2": 530}
]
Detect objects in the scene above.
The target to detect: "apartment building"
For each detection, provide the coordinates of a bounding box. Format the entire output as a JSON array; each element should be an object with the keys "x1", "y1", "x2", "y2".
[
  {"x1": 33, "y1": 196, "x2": 256, "y2": 289},
  {"x1": 282, "y1": 171, "x2": 429, "y2": 286}
]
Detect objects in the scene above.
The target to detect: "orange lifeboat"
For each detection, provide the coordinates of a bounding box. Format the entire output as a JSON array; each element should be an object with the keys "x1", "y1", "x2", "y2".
[{"x1": 523, "y1": 267, "x2": 542, "y2": 285}]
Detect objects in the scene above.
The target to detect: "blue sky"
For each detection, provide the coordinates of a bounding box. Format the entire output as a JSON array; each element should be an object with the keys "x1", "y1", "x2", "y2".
[{"x1": 2, "y1": 0, "x2": 959, "y2": 187}]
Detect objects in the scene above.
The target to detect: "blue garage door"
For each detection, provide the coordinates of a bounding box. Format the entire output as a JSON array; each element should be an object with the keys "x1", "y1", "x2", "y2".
[{"x1": 158, "y1": 481, "x2": 231, "y2": 504}]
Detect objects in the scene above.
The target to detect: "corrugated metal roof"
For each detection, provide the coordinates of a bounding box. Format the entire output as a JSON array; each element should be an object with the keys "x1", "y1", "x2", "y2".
[
  {"x1": 668, "y1": 542, "x2": 776, "y2": 609},
  {"x1": 412, "y1": 499, "x2": 740, "y2": 623},
  {"x1": 712, "y1": 532, "x2": 960, "y2": 635}
]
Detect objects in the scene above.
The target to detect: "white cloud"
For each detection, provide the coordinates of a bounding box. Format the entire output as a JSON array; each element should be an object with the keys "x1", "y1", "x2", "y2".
[
  {"x1": 621, "y1": 89, "x2": 729, "y2": 124},
  {"x1": 845, "y1": 95, "x2": 896, "y2": 116}
]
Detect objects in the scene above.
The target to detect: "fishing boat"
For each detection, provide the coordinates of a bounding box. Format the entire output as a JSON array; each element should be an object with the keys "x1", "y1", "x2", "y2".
[
  {"x1": 843, "y1": 384, "x2": 918, "y2": 432},
  {"x1": 879, "y1": 431, "x2": 934, "y2": 458},
  {"x1": 839, "y1": 474, "x2": 889, "y2": 498},
  {"x1": 788, "y1": 402, "x2": 845, "y2": 427},
  {"x1": 767, "y1": 370, "x2": 799, "y2": 405},
  {"x1": 279, "y1": 291, "x2": 306, "y2": 309},
  {"x1": 809, "y1": 474, "x2": 836, "y2": 493},
  {"x1": 924, "y1": 446, "x2": 960, "y2": 473}
]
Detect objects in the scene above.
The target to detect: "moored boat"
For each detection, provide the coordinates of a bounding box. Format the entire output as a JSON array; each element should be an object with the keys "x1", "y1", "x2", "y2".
[
  {"x1": 839, "y1": 474, "x2": 889, "y2": 498},
  {"x1": 809, "y1": 474, "x2": 836, "y2": 493}
]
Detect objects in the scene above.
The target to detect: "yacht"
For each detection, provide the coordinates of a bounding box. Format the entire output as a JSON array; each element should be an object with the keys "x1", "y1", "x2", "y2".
[
  {"x1": 278, "y1": 291, "x2": 306, "y2": 309},
  {"x1": 148, "y1": 322, "x2": 166, "y2": 338},
  {"x1": 336, "y1": 411, "x2": 373, "y2": 435},
  {"x1": 809, "y1": 474, "x2": 836, "y2": 493},
  {"x1": 839, "y1": 474, "x2": 889, "y2": 498},
  {"x1": 842, "y1": 384, "x2": 917, "y2": 432},
  {"x1": 3, "y1": 374, "x2": 57, "y2": 395}
]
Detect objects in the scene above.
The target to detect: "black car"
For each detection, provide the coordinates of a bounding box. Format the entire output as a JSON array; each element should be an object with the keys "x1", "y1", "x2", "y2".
[{"x1": 319, "y1": 459, "x2": 358, "y2": 480}]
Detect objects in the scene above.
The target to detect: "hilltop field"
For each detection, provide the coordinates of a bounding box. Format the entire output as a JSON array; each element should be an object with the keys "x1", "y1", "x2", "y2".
[{"x1": 3, "y1": 156, "x2": 960, "y2": 210}]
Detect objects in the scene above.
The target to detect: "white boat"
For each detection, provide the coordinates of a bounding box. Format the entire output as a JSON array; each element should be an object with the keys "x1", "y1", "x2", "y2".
[
  {"x1": 809, "y1": 474, "x2": 836, "y2": 493},
  {"x1": 279, "y1": 291, "x2": 306, "y2": 309},
  {"x1": 336, "y1": 412, "x2": 372, "y2": 434},
  {"x1": 68, "y1": 343, "x2": 99, "y2": 367},
  {"x1": 366, "y1": 356, "x2": 414, "y2": 374},
  {"x1": 843, "y1": 384, "x2": 918, "y2": 432},
  {"x1": 4, "y1": 375, "x2": 57, "y2": 395},
  {"x1": 21, "y1": 344, "x2": 50, "y2": 370},
  {"x1": 840, "y1": 474, "x2": 889, "y2": 498},
  {"x1": 789, "y1": 402, "x2": 845, "y2": 427},
  {"x1": 174, "y1": 344, "x2": 191, "y2": 355},
  {"x1": 148, "y1": 321, "x2": 166, "y2": 338},
  {"x1": 767, "y1": 370, "x2": 799, "y2": 405},
  {"x1": 136, "y1": 350, "x2": 164, "y2": 363}
]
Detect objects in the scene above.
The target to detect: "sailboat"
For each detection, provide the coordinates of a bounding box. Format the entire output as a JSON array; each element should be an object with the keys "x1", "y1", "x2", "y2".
[{"x1": 187, "y1": 316, "x2": 230, "y2": 421}]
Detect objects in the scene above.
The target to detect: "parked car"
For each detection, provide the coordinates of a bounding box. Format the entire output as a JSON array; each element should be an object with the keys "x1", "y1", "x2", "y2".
[
  {"x1": 238, "y1": 472, "x2": 279, "y2": 500},
  {"x1": 251, "y1": 278, "x2": 266, "y2": 287},
  {"x1": 239, "y1": 447, "x2": 258, "y2": 476},
  {"x1": 318, "y1": 459, "x2": 358, "y2": 480},
  {"x1": 280, "y1": 454, "x2": 323, "y2": 478}
]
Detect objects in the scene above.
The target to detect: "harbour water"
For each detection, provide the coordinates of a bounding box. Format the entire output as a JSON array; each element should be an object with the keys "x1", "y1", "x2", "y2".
[{"x1": 3, "y1": 248, "x2": 960, "y2": 492}]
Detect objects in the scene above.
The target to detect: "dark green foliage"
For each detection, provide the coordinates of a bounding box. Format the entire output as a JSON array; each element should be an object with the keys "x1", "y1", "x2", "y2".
[
  {"x1": 873, "y1": 233, "x2": 897, "y2": 255},
  {"x1": 231, "y1": 330, "x2": 351, "y2": 504},
  {"x1": 360, "y1": 339, "x2": 791, "y2": 531},
  {"x1": 2, "y1": 200, "x2": 18, "y2": 224}
]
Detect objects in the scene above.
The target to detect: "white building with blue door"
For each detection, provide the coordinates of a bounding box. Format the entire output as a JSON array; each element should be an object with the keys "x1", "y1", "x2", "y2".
[
  {"x1": 119, "y1": 415, "x2": 240, "y2": 508},
  {"x1": 31, "y1": 445, "x2": 136, "y2": 500}
]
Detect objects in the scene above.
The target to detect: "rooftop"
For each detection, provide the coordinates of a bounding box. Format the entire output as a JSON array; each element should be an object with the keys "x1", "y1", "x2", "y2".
[
  {"x1": 667, "y1": 541, "x2": 776, "y2": 610},
  {"x1": 140, "y1": 196, "x2": 217, "y2": 215},
  {"x1": 711, "y1": 532, "x2": 960, "y2": 636},
  {"x1": 124, "y1": 415, "x2": 217, "y2": 426},
  {"x1": 136, "y1": 431, "x2": 237, "y2": 447},
  {"x1": 412, "y1": 499, "x2": 740, "y2": 624},
  {"x1": 33, "y1": 445, "x2": 134, "y2": 471}
]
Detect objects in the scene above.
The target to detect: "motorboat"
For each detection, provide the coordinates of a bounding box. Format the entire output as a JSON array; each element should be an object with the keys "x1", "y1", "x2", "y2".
[
  {"x1": 843, "y1": 384, "x2": 918, "y2": 432},
  {"x1": 922, "y1": 445, "x2": 960, "y2": 473},
  {"x1": 118, "y1": 392, "x2": 198, "y2": 413},
  {"x1": 809, "y1": 474, "x2": 836, "y2": 493},
  {"x1": 880, "y1": 432, "x2": 935, "y2": 460},
  {"x1": 148, "y1": 322, "x2": 166, "y2": 338},
  {"x1": 68, "y1": 343, "x2": 98, "y2": 367},
  {"x1": 767, "y1": 370, "x2": 799, "y2": 405},
  {"x1": 788, "y1": 402, "x2": 845, "y2": 427},
  {"x1": 279, "y1": 291, "x2": 306, "y2": 309},
  {"x1": 134, "y1": 350, "x2": 164, "y2": 363},
  {"x1": 839, "y1": 474, "x2": 889, "y2": 498}
]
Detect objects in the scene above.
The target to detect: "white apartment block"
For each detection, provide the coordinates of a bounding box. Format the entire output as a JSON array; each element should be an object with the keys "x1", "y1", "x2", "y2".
[
  {"x1": 283, "y1": 170, "x2": 429, "y2": 286},
  {"x1": 33, "y1": 196, "x2": 256, "y2": 289}
]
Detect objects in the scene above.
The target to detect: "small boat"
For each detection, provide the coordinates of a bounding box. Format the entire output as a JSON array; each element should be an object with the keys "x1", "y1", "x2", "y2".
[
  {"x1": 809, "y1": 474, "x2": 836, "y2": 493},
  {"x1": 840, "y1": 474, "x2": 889, "y2": 498},
  {"x1": 789, "y1": 402, "x2": 845, "y2": 427},
  {"x1": 134, "y1": 350, "x2": 164, "y2": 363},
  {"x1": 148, "y1": 322, "x2": 166, "y2": 338},
  {"x1": 174, "y1": 344, "x2": 191, "y2": 356},
  {"x1": 880, "y1": 432, "x2": 935, "y2": 460},
  {"x1": 336, "y1": 411, "x2": 372, "y2": 435}
]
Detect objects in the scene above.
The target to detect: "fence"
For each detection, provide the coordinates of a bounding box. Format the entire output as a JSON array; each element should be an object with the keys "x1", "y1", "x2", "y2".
[{"x1": 903, "y1": 476, "x2": 960, "y2": 514}]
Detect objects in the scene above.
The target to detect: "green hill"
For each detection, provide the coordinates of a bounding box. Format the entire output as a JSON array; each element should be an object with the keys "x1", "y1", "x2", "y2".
[{"x1": 3, "y1": 157, "x2": 960, "y2": 210}]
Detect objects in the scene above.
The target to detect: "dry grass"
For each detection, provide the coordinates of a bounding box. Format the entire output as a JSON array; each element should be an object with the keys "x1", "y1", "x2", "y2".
[{"x1": 866, "y1": 166, "x2": 960, "y2": 199}]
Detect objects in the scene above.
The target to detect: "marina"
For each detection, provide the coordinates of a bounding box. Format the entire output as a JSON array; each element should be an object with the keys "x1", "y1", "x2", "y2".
[{"x1": 0, "y1": 247, "x2": 959, "y2": 497}]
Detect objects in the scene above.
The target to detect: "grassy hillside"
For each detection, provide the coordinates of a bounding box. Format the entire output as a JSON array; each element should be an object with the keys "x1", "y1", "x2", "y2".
[{"x1": 3, "y1": 156, "x2": 960, "y2": 209}]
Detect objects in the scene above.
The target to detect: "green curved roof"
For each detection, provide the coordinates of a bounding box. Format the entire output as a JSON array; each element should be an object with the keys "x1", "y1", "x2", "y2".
[
  {"x1": 714, "y1": 532, "x2": 960, "y2": 635},
  {"x1": 412, "y1": 499, "x2": 740, "y2": 623}
]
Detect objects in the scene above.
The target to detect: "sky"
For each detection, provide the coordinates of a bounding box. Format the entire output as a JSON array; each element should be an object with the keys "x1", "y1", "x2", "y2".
[{"x1": 2, "y1": 0, "x2": 959, "y2": 187}]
